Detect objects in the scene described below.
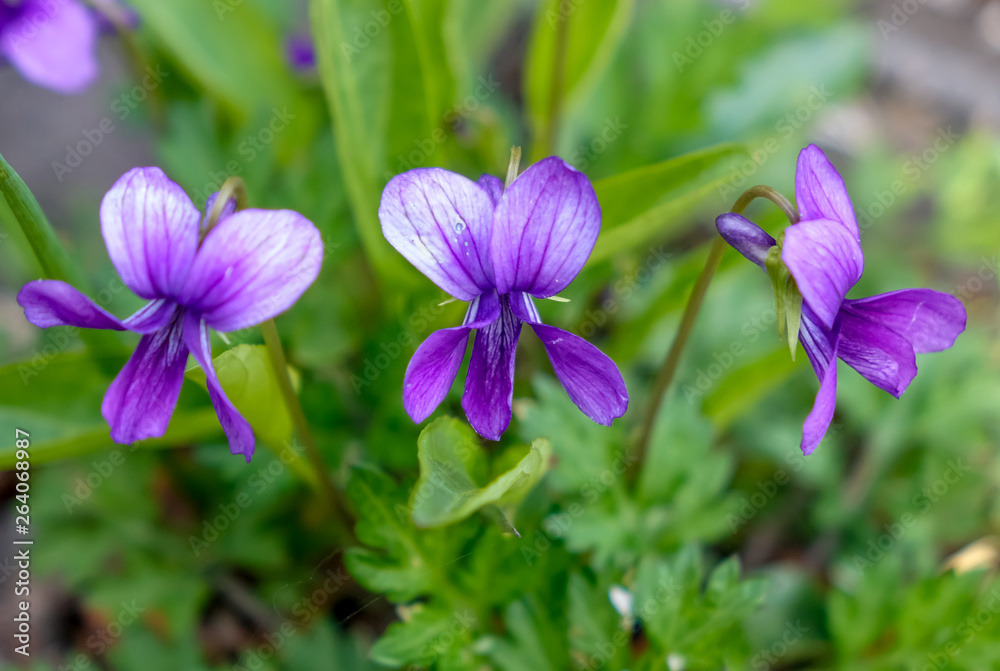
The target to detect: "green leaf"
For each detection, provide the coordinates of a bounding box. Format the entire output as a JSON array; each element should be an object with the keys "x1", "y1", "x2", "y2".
[
  {"x1": 310, "y1": 0, "x2": 413, "y2": 284},
  {"x1": 0, "y1": 151, "x2": 82, "y2": 284},
  {"x1": 344, "y1": 466, "x2": 434, "y2": 600},
  {"x1": 343, "y1": 547, "x2": 425, "y2": 603},
  {"x1": 126, "y1": 0, "x2": 304, "y2": 120},
  {"x1": 480, "y1": 599, "x2": 563, "y2": 671},
  {"x1": 702, "y1": 347, "x2": 801, "y2": 429},
  {"x1": 589, "y1": 143, "x2": 745, "y2": 262},
  {"x1": 410, "y1": 417, "x2": 552, "y2": 530},
  {"x1": 369, "y1": 603, "x2": 475, "y2": 667},
  {"x1": 0, "y1": 352, "x2": 221, "y2": 468},
  {"x1": 568, "y1": 573, "x2": 628, "y2": 667},
  {"x1": 633, "y1": 547, "x2": 766, "y2": 668},
  {"x1": 185, "y1": 344, "x2": 298, "y2": 448},
  {"x1": 517, "y1": 375, "x2": 622, "y2": 494},
  {"x1": 524, "y1": 0, "x2": 635, "y2": 158}
]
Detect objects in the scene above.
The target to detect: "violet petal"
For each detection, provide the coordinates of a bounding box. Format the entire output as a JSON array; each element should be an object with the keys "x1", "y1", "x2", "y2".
[
  {"x1": 100, "y1": 167, "x2": 201, "y2": 300},
  {"x1": 492, "y1": 157, "x2": 601, "y2": 298},
  {"x1": 798, "y1": 304, "x2": 838, "y2": 379},
  {"x1": 837, "y1": 305, "x2": 918, "y2": 398},
  {"x1": 183, "y1": 312, "x2": 255, "y2": 460},
  {"x1": 840, "y1": 288, "x2": 966, "y2": 354},
  {"x1": 379, "y1": 168, "x2": 496, "y2": 301},
  {"x1": 795, "y1": 144, "x2": 859, "y2": 239},
  {"x1": 403, "y1": 291, "x2": 500, "y2": 423},
  {"x1": 0, "y1": 0, "x2": 98, "y2": 94},
  {"x1": 17, "y1": 279, "x2": 128, "y2": 331},
  {"x1": 179, "y1": 209, "x2": 323, "y2": 332},
  {"x1": 510, "y1": 292, "x2": 628, "y2": 425},
  {"x1": 477, "y1": 174, "x2": 504, "y2": 206},
  {"x1": 801, "y1": 344, "x2": 838, "y2": 456},
  {"x1": 101, "y1": 308, "x2": 188, "y2": 444},
  {"x1": 462, "y1": 294, "x2": 522, "y2": 440},
  {"x1": 782, "y1": 217, "x2": 863, "y2": 329}
]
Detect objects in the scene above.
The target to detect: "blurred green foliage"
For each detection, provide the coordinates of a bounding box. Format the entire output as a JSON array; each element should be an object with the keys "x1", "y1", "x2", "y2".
[{"x1": 1, "y1": 0, "x2": 999, "y2": 669}]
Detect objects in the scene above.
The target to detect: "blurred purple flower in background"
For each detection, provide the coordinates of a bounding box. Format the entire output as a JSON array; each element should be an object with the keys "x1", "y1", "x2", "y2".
[
  {"x1": 0, "y1": 0, "x2": 100, "y2": 94},
  {"x1": 286, "y1": 34, "x2": 315, "y2": 72},
  {"x1": 717, "y1": 145, "x2": 966, "y2": 455},
  {"x1": 17, "y1": 168, "x2": 324, "y2": 460},
  {"x1": 379, "y1": 156, "x2": 629, "y2": 440}
]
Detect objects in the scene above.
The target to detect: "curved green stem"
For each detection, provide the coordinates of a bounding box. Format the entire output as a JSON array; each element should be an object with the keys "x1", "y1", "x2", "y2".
[{"x1": 627, "y1": 186, "x2": 800, "y2": 486}]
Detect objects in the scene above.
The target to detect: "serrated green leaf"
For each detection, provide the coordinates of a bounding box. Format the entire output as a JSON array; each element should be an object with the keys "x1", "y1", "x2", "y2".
[
  {"x1": 369, "y1": 603, "x2": 475, "y2": 667},
  {"x1": 344, "y1": 547, "x2": 428, "y2": 603}
]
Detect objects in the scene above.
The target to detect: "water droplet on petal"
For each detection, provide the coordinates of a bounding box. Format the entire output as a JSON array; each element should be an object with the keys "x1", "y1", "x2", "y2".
[{"x1": 454, "y1": 221, "x2": 466, "y2": 233}]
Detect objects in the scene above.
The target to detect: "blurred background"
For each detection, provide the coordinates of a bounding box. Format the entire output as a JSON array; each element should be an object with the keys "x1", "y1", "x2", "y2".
[{"x1": 0, "y1": 0, "x2": 999, "y2": 668}]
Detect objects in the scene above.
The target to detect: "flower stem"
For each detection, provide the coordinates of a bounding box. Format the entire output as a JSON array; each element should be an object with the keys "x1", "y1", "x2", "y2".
[
  {"x1": 731, "y1": 185, "x2": 799, "y2": 226},
  {"x1": 261, "y1": 319, "x2": 355, "y2": 544},
  {"x1": 209, "y1": 177, "x2": 355, "y2": 544},
  {"x1": 628, "y1": 236, "x2": 727, "y2": 485},
  {"x1": 627, "y1": 185, "x2": 800, "y2": 486}
]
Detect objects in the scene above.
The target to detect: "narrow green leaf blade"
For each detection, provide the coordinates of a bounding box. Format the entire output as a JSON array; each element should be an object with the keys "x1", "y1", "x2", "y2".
[
  {"x1": 589, "y1": 143, "x2": 745, "y2": 262},
  {"x1": 0, "y1": 151, "x2": 81, "y2": 284}
]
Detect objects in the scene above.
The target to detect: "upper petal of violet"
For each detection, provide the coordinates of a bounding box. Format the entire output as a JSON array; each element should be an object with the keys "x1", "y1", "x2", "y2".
[
  {"x1": 100, "y1": 167, "x2": 201, "y2": 300},
  {"x1": 477, "y1": 174, "x2": 504, "y2": 206},
  {"x1": 178, "y1": 209, "x2": 323, "y2": 333},
  {"x1": 0, "y1": 0, "x2": 98, "y2": 94},
  {"x1": 795, "y1": 144, "x2": 859, "y2": 240},
  {"x1": 492, "y1": 157, "x2": 601, "y2": 299},
  {"x1": 782, "y1": 217, "x2": 863, "y2": 329},
  {"x1": 379, "y1": 168, "x2": 496, "y2": 301}
]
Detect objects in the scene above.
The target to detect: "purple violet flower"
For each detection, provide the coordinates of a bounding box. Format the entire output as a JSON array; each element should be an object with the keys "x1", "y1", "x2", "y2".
[
  {"x1": 717, "y1": 145, "x2": 966, "y2": 455},
  {"x1": 0, "y1": 0, "x2": 99, "y2": 94},
  {"x1": 16, "y1": 167, "x2": 324, "y2": 460},
  {"x1": 378, "y1": 156, "x2": 629, "y2": 440}
]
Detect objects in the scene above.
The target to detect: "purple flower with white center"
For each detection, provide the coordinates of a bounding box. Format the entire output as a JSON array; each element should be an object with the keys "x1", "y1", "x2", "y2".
[
  {"x1": 716, "y1": 145, "x2": 966, "y2": 455},
  {"x1": 378, "y1": 156, "x2": 629, "y2": 440},
  {"x1": 16, "y1": 167, "x2": 324, "y2": 460},
  {"x1": 0, "y1": 0, "x2": 99, "y2": 94}
]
